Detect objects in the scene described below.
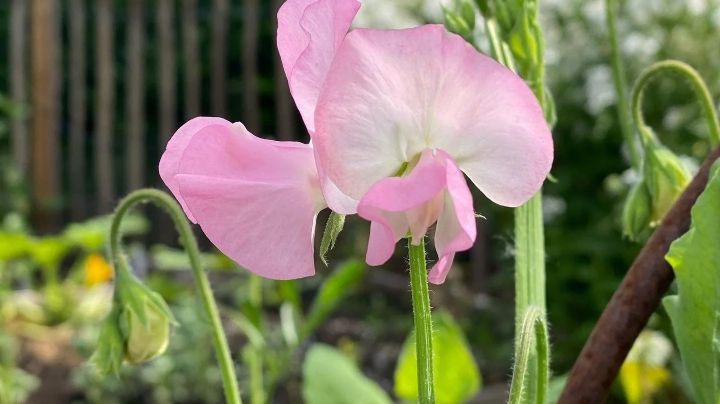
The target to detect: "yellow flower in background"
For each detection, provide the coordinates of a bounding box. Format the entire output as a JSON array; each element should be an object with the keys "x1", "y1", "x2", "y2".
[
  {"x1": 619, "y1": 330, "x2": 673, "y2": 404},
  {"x1": 84, "y1": 254, "x2": 114, "y2": 287}
]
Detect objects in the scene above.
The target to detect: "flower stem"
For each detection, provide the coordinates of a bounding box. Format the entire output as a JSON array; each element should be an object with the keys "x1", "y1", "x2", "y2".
[
  {"x1": 109, "y1": 189, "x2": 242, "y2": 404},
  {"x1": 408, "y1": 237, "x2": 435, "y2": 404},
  {"x1": 631, "y1": 60, "x2": 720, "y2": 149},
  {"x1": 606, "y1": 0, "x2": 641, "y2": 169}
]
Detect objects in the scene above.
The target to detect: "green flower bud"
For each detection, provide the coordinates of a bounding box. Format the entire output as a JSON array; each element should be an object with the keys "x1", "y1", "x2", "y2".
[
  {"x1": 121, "y1": 297, "x2": 171, "y2": 364},
  {"x1": 643, "y1": 140, "x2": 692, "y2": 225},
  {"x1": 443, "y1": 0, "x2": 476, "y2": 41},
  {"x1": 622, "y1": 180, "x2": 652, "y2": 241},
  {"x1": 92, "y1": 260, "x2": 175, "y2": 372}
]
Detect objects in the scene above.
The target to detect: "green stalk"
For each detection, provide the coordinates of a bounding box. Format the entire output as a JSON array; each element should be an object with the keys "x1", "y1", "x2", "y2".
[
  {"x1": 631, "y1": 60, "x2": 720, "y2": 149},
  {"x1": 484, "y1": 7, "x2": 551, "y2": 402},
  {"x1": 109, "y1": 189, "x2": 242, "y2": 404},
  {"x1": 408, "y1": 237, "x2": 435, "y2": 404},
  {"x1": 606, "y1": 0, "x2": 641, "y2": 169}
]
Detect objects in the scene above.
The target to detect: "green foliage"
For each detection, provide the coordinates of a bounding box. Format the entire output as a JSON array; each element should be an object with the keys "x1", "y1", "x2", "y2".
[
  {"x1": 302, "y1": 259, "x2": 366, "y2": 337},
  {"x1": 663, "y1": 160, "x2": 720, "y2": 404},
  {"x1": 394, "y1": 311, "x2": 482, "y2": 404},
  {"x1": 302, "y1": 344, "x2": 391, "y2": 404},
  {"x1": 64, "y1": 214, "x2": 149, "y2": 252}
]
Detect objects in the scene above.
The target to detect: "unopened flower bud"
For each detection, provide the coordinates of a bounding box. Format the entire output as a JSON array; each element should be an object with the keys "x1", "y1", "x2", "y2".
[
  {"x1": 121, "y1": 297, "x2": 171, "y2": 364},
  {"x1": 92, "y1": 261, "x2": 174, "y2": 372},
  {"x1": 643, "y1": 140, "x2": 691, "y2": 225},
  {"x1": 622, "y1": 180, "x2": 652, "y2": 241}
]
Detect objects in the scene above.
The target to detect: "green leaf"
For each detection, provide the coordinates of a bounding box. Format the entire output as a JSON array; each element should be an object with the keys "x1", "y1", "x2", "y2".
[
  {"x1": 663, "y1": 160, "x2": 720, "y2": 404},
  {"x1": 63, "y1": 214, "x2": 149, "y2": 252},
  {"x1": 0, "y1": 232, "x2": 30, "y2": 261},
  {"x1": 302, "y1": 344, "x2": 392, "y2": 404},
  {"x1": 302, "y1": 259, "x2": 365, "y2": 338},
  {"x1": 394, "y1": 311, "x2": 482, "y2": 404}
]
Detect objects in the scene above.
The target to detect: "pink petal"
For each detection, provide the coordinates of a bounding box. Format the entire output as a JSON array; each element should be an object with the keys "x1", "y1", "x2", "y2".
[
  {"x1": 173, "y1": 123, "x2": 325, "y2": 280},
  {"x1": 277, "y1": 0, "x2": 360, "y2": 133},
  {"x1": 358, "y1": 150, "x2": 476, "y2": 270},
  {"x1": 159, "y1": 117, "x2": 233, "y2": 222},
  {"x1": 429, "y1": 152, "x2": 476, "y2": 284},
  {"x1": 314, "y1": 25, "x2": 553, "y2": 207}
]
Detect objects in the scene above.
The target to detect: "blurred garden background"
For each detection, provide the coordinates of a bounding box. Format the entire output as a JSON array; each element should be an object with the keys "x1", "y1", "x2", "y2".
[{"x1": 1, "y1": 0, "x2": 719, "y2": 402}]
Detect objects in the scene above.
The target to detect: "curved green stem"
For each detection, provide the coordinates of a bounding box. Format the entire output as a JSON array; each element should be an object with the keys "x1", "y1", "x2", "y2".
[
  {"x1": 631, "y1": 60, "x2": 720, "y2": 149},
  {"x1": 508, "y1": 306, "x2": 550, "y2": 404},
  {"x1": 408, "y1": 237, "x2": 435, "y2": 404},
  {"x1": 110, "y1": 189, "x2": 242, "y2": 404},
  {"x1": 606, "y1": 0, "x2": 641, "y2": 169}
]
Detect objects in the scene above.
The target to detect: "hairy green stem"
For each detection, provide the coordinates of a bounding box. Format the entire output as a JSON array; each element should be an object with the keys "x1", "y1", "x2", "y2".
[
  {"x1": 484, "y1": 8, "x2": 550, "y2": 402},
  {"x1": 408, "y1": 237, "x2": 435, "y2": 404},
  {"x1": 631, "y1": 60, "x2": 720, "y2": 148},
  {"x1": 606, "y1": 0, "x2": 641, "y2": 169},
  {"x1": 110, "y1": 189, "x2": 242, "y2": 404},
  {"x1": 508, "y1": 306, "x2": 550, "y2": 404}
]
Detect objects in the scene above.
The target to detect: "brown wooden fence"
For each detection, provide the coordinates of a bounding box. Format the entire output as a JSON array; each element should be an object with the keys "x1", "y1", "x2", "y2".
[{"x1": 4, "y1": 0, "x2": 298, "y2": 228}]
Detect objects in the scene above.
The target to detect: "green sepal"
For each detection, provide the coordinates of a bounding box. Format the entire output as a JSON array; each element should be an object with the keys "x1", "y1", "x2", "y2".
[
  {"x1": 642, "y1": 138, "x2": 691, "y2": 225},
  {"x1": 319, "y1": 212, "x2": 346, "y2": 266},
  {"x1": 622, "y1": 179, "x2": 652, "y2": 241},
  {"x1": 90, "y1": 306, "x2": 125, "y2": 375}
]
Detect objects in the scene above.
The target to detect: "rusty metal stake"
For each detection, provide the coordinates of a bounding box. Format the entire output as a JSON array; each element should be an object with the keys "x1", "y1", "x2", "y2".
[{"x1": 559, "y1": 146, "x2": 720, "y2": 403}]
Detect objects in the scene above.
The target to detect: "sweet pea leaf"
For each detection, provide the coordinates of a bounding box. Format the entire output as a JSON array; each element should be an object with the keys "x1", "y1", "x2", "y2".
[
  {"x1": 302, "y1": 344, "x2": 392, "y2": 404},
  {"x1": 663, "y1": 160, "x2": 720, "y2": 404},
  {"x1": 394, "y1": 311, "x2": 482, "y2": 404}
]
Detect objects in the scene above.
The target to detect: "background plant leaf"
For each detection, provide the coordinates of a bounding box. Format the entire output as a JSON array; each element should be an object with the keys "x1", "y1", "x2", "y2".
[
  {"x1": 663, "y1": 160, "x2": 720, "y2": 404},
  {"x1": 394, "y1": 311, "x2": 482, "y2": 404},
  {"x1": 302, "y1": 344, "x2": 392, "y2": 404}
]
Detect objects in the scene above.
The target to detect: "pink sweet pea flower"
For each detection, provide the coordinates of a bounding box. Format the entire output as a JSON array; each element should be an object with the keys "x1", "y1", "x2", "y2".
[
  {"x1": 309, "y1": 26, "x2": 554, "y2": 283},
  {"x1": 160, "y1": 0, "x2": 553, "y2": 284}
]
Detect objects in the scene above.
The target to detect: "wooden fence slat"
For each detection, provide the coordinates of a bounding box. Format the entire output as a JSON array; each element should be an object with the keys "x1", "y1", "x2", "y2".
[
  {"x1": 126, "y1": 0, "x2": 145, "y2": 192},
  {"x1": 31, "y1": 0, "x2": 62, "y2": 230},
  {"x1": 243, "y1": 0, "x2": 260, "y2": 133},
  {"x1": 68, "y1": 0, "x2": 87, "y2": 219},
  {"x1": 211, "y1": 0, "x2": 228, "y2": 116},
  {"x1": 95, "y1": 0, "x2": 115, "y2": 213},
  {"x1": 272, "y1": 0, "x2": 295, "y2": 140},
  {"x1": 182, "y1": 0, "x2": 200, "y2": 119},
  {"x1": 9, "y1": 0, "x2": 28, "y2": 175},
  {"x1": 157, "y1": 0, "x2": 177, "y2": 148}
]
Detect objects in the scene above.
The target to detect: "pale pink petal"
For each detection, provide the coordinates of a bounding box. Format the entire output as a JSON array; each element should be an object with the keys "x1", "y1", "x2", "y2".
[
  {"x1": 314, "y1": 25, "x2": 553, "y2": 207},
  {"x1": 159, "y1": 117, "x2": 232, "y2": 222},
  {"x1": 277, "y1": 0, "x2": 360, "y2": 133},
  {"x1": 429, "y1": 152, "x2": 476, "y2": 284},
  {"x1": 358, "y1": 151, "x2": 445, "y2": 266},
  {"x1": 173, "y1": 124, "x2": 325, "y2": 280}
]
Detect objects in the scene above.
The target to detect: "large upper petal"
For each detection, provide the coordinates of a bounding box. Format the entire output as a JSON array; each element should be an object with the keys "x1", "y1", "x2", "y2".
[
  {"x1": 159, "y1": 117, "x2": 233, "y2": 222},
  {"x1": 313, "y1": 24, "x2": 553, "y2": 208},
  {"x1": 277, "y1": 0, "x2": 361, "y2": 133},
  {"x1": 167, "y1": 121, "x2": 325, "y2": 280}
]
